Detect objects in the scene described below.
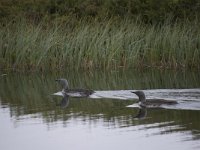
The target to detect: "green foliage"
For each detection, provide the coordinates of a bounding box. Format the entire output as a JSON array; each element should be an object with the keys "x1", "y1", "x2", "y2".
[
  {"x1": 0, "y1": 17, "x2": 200, "y2": 70},
  {"x1": 0, "y1": 0, "x2": 200, "y2": 22}
]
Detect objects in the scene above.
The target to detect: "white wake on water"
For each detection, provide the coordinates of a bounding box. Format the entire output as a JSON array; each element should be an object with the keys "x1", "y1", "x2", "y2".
[{"x1": 53, "y1": 88, "x2": 200, "y2": 110}]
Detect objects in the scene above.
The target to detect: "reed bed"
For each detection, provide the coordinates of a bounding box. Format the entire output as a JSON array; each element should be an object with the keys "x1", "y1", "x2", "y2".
[{"x1": 0, "y1": 18, "x2": 200, "y2": 70}]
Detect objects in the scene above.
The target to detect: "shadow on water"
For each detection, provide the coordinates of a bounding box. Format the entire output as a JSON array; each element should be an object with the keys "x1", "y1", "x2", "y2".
[{"x1": 0, "y1": 69, "x2": 200, "y2": 142}]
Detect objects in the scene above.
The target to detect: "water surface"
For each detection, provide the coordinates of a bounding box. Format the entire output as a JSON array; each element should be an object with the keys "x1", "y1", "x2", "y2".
[{"x1": 0, "y1": 69, "x2": 200, "y2": 150}]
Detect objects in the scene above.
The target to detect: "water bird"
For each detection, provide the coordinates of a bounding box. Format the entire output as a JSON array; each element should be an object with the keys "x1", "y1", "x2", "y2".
[
  {"x1": 132, "y1": 91, "x2": 178, "y2": 108},
  {"x1": 56, "y1": 78, "x2": 94, "y2": 97}
]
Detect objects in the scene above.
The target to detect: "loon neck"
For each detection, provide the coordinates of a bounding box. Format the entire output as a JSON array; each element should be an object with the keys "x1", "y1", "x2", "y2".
[
  {"x1": 63, "y1": 84, "x2": 69, "y2": 90},
  {"x1": 138, "y1": 95, "x2": 146, "y2": 103},
  {"x1": 62, "y1": 80, "x2": 69, "y2": 91}
]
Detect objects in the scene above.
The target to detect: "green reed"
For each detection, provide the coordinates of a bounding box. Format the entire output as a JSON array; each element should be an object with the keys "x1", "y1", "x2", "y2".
[{"x1": 0, "y1": 17, "x2": 200, "y2": 70}]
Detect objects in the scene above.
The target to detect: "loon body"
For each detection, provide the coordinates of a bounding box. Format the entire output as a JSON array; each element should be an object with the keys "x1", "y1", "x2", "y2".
[
  {"x1": 56, "y1": 79, "x2": 94, "y2": 97},
  {"x1": 132, "y1": 91, "x2": 178, "y2": 108}
]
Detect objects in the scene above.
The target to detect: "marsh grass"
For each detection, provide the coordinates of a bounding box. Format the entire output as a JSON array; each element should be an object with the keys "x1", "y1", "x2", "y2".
[{"x1": 0, "y1": 17, "x2": 200, "y2": 71}]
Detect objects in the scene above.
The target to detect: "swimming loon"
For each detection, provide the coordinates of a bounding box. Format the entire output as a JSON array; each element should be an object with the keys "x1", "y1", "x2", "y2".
[
  {"x1": 56, "y1": 78, "x2": 94, "y2": 97},
  {"x1": 132, "y1": 91, "x2": 178, "y2": 108}
]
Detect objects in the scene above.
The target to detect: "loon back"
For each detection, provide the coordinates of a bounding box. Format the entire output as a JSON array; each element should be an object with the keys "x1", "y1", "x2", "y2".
[{"x1": 64, "y1": 89, "x2": 94, "y2": 97}]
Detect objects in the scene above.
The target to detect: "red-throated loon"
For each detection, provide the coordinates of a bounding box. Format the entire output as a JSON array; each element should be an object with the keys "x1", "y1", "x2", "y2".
[
  {"x1": 132, "y1": 91, "x2": 178, "y2": 108},
  {"x1": 56, "y1": 78, "x2": 94, "y2": 97}
]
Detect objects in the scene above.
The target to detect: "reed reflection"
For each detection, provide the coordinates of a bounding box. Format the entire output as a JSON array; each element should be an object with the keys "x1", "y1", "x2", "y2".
[{"x1": 0, "y1": 69, "x2": 200, "y2": 141}]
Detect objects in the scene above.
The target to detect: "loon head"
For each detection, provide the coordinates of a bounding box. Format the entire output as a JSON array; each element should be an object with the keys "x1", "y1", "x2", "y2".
[
  {"x1": 131, "y1": 91, "x2": 146, "y2": 103},
  {"x1": 55, "y1": 78, "x2": 69, "y2": 90}
]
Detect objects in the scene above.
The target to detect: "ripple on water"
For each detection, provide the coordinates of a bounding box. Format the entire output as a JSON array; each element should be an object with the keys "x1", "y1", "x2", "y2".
[{"x1": 53, "y1": 88, "x2": 200, "y2": 110}]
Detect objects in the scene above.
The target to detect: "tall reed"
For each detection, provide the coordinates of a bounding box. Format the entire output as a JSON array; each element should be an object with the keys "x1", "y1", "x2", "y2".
[{"x1": 0, "y1": 17, "x2": 200, "y2": 70}]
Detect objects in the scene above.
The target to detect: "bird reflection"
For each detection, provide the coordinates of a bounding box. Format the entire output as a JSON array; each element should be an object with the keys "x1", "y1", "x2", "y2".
[
  {"x1": 57, "y1": 95, "x2": 70, "y2": 108},
  {"x1": 133, "y1": 107, "x2": 147, "y2": 119}
]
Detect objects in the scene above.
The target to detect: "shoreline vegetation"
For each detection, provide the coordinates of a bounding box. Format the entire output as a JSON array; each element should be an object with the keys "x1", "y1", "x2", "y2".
[{"x1": 0, "y1": 0, "x2": 200, "y2": 71}]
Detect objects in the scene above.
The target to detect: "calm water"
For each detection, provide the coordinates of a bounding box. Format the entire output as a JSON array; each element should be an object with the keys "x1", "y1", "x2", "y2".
[{"x1": 0, "y1": 69, "x2": 200, "y2": 150}]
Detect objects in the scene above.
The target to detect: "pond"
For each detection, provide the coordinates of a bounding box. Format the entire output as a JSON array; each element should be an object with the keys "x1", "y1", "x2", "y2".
[{"x1": 0, "y1": 69, "x2": 200, "y2": 150}]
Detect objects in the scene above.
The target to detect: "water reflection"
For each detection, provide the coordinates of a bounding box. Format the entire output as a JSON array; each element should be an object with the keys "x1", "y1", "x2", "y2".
[
  {"x1": 55, "y1": 95, "x2": 70, "y2": 108},
  {"x1": 133, "y1": 108, "x2": 147, "y2": 119},
  {"x1": 0, "y1": 69, "x2": 200, "y2": 148}
]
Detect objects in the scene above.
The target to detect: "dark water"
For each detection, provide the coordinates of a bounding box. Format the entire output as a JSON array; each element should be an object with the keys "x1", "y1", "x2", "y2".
[{"x1": 0, "y1": 69, "x2": 200, "y2": 150}]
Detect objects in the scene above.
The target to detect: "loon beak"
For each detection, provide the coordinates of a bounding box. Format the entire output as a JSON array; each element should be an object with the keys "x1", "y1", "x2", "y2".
[{"x1": 55, "y1": 79, "x2": 59, "y2": 82}]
